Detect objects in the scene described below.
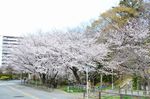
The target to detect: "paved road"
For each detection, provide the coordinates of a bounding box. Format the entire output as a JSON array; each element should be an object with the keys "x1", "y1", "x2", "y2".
[{"x1": 0, "y1": 80, "x2": 81, "y2": 99}]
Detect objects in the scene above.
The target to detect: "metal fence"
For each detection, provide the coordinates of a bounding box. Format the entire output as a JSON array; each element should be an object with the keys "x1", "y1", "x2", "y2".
[
  {"x1": 20, "y1": 79, "x2": 54, "y2": 92},
  {"x1": 20, "y1": 80, "x2": 150, "y2": 99},
  {"x1": 99, "y1": 91, "x2": 150, "y2": 99},
  {"x1": 83, "y1": 89, "x2": 150, "y2": 99}
]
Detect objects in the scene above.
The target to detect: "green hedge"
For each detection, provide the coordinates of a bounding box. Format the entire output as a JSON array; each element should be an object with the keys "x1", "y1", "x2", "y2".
[
  {"x1": 0, "y1": 74, "x2": 19, "y2": 80},
  {"x1": 0, "y1": 75, "x2": 11, "y2": 80}
]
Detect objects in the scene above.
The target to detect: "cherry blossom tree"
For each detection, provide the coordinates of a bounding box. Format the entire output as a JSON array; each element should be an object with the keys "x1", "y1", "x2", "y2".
[
  {"x1": 101, "y1": 17, "x2": 150, "y2": 90},
  {"x1": 10, "y1": 30, "x2": 110, "y2": 84}
]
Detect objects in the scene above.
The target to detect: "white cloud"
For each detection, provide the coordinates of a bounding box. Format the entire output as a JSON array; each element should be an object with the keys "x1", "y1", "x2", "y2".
[{"x1": 0, "y1": 0, "x2": 119, "y2": 36}]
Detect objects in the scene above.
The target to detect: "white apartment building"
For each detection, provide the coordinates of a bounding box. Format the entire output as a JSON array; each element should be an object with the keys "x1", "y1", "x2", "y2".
[{"x1": 0, "y1": 35, "x2": 20, "y2": 67}]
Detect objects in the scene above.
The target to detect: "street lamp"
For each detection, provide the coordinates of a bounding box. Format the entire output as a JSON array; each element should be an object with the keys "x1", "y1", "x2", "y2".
[
  {"x1": 85, "y1": 67, "x2": 89, "y2": 99},
  {"x1": 100, "y1": 71, "x2": 103, "y2": 91},
  {"x1": 85, "y1": 64, "x2": 94, "y2": 99}
]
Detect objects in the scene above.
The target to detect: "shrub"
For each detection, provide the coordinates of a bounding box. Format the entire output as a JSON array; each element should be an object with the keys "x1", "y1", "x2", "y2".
[{"x1": 0, "y1": 76, "x2": 10, "y2": 80}]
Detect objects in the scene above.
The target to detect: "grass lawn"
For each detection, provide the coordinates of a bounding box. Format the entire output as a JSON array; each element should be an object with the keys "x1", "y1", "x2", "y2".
[
  {"x1": 101, "y1": 95, "x2": 150, "y2": 99},
  {"x1": 60, "y1": 86, "x2": 85, "y2": 93},
  {"x1": 101, "y1": 96, "x2": 120, "y2": 99}
]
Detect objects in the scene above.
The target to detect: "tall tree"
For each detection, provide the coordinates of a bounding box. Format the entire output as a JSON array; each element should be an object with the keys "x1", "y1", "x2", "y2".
[{"x1": 86, "y1": 0, "x2": 144, "y2": 33}]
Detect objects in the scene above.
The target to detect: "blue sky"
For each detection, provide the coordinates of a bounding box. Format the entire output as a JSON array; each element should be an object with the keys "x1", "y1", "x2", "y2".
[{"x1": 0, "y1": 0, "x2": 120, "y2": 36}]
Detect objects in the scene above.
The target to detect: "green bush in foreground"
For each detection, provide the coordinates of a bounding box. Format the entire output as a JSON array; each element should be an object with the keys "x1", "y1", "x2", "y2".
[
  {"x1": 0, "y1": 76, "x2": 10, "y2": 80},
  {"x1": 0, "y1": 74, "x2": 20, "y2": 80}
]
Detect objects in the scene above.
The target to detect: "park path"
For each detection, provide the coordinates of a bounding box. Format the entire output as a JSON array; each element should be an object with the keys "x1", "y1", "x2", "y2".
[{"x1": 0, "y1": 80, "x2": 82, "y2": 99}]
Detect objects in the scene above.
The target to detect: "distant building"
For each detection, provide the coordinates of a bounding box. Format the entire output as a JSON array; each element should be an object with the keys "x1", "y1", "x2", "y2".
[
  {"x1": 0, "y1": 36, "x2": 20, "y2": 67},
  {"x1": 0, "y1": 36, "x2": 2, "y2": 67}
]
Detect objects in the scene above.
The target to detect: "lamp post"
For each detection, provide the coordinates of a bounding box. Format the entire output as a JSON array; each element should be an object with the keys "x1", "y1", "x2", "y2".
[
  {"x1": 86, "y1": 67, "x2": 89, "y2": 99},
  {"x1": 67, "y1": 66, "x2": 70, "y2": 92},
  {"x1": 85, "y1": 64, "x2": 96, "y2": 99},
  {"x1": 85, "y1": 64, "x2": 93, "y2": 99}
]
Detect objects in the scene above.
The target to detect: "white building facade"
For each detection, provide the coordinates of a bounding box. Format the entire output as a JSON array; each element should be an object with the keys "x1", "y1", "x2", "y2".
[{"x1": 0, "y1": 36, "x2": 20, "y2": 67}]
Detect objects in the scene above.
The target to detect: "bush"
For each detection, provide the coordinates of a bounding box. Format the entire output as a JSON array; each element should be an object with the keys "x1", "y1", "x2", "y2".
[
  {"x1": 0, "y1": 74, "x2": 20, "y2": 80},
  {"x1": 0, "y1": 76, "x2": 10, "y2": 80},
  {"x1": 12, "y1": 75, "x2": 20, "y2": 79},
  {"x1": 132, "y1": 75, "x2": 140, "y2": 90},
  {"x1": 0, "y1": 74, "x2": 13, "y2": 80}
]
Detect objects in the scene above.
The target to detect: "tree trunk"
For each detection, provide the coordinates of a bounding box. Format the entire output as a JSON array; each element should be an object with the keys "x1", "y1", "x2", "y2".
[
  {"x1": 39, "y1": 73, "x2": 46, "y2": 85},
  {"x1": 70, "y1": 67, "x2": 81, "y2": 84},
  {"x1": 50, "y1": 71, "x2": 58, "y2": 88},
  {"x1": 143, "y1": 81, "x2": 147, "y2": 95}
]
